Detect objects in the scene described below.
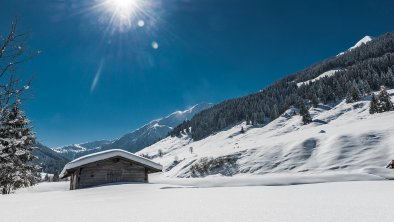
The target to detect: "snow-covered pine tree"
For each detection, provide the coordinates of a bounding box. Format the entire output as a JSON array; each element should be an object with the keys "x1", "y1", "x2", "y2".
[
  {"x1": 301, "y1": 110, "x2": 312, "y2": 125},
  {"x1": 311, "y1": 94, "x2": 319, "y2": 108},
  {"x1": 240, "y1": 126, "x2": 245, "y2": 134},
  {"x1": 44, "y1": 173, "x2": 49, "y2": 182},
  {"x1": 158, "y1": 149, "x2": 163, "y2": 158},
  {"x1": 270, "y1": 104, "x2": 279, "y2": 120},
  {"x1": 346, "y1": 81, "x2": 361, "y2": 103},
  {"x1": 380, "y1": 68, "x2": 394, "y2": 88},
  {"x1": 345, "y1": 92, "x2": 353, "y2": 103},
  {"x1": 369, "y1": 94, "x2": 378, "y2": 114},
  {"x1": 0, "y1": 104, "x2": 38, "y2": 194},
  {"x1": 386, "y1": 67, "x2": 394, "y2": 88},
  {"x1": 299, "y1": 101, "x2": 312, "y2": 125},
  {"x1": 53, "y1": 172, "x2": 60, "y2": 182},
  {"x1": 376, "y1": 87, "x2": 393, "y2": 113}
]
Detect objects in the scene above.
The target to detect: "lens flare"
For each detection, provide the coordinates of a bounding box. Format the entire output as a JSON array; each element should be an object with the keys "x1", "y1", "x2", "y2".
[
  {"x1": 82, "y1": 0, "x2": 164, "y2": 93},
  {"x1": 95, "y1": 0, "x2": 151, "y2": 32},
  {"x1": 151, "y1": 41, "x2": 159, "y2": 49},
  {"x1": 137, "y1": 19, "x2": 145, "y2": 27}
]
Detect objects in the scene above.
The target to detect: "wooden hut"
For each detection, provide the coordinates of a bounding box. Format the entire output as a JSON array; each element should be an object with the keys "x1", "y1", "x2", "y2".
[{"x1": 60, "y1": 149, "x2": 162, "y2": 190}]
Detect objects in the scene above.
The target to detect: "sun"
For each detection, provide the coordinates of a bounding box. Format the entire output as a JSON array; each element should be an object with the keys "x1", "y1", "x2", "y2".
[
  {"x1": 106, "y1": 0, "x2": 138, "y2": 18},
  {"x1": 96, "y1": 0, "x2": 147, "y2": 32},
  {"x1": 110, "y1": 0, "x2": 133, "y2": 7}
]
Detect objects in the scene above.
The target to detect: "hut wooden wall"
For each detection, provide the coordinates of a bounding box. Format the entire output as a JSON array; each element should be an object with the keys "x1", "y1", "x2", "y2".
[{"x1": 73, "y1": 157, "x2": 147, "y2": 189}]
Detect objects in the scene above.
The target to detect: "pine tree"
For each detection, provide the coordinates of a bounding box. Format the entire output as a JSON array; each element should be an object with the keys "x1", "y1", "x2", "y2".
[
  {"x1": 270, "y1": 105, "x2": 279, "y2": 120},
  {"x1": 376, "y1": 87, "x2": 393, "y2": 112},
  {"x1": 387, "y1": 67, "x2": 394, "y2": 88},
  {"x1": 44, "y1": 173, "x2": 49, "y2": 182},
  {"x1": 334, "y1": 80, "x2": 345, "y2": 98},
  {"x1": 345, "y1": 91, "x2": 353, "y2": 103},
  {"x1": 53, "y1": 172, "x2": 60, "y2": 182},
  {"x1": 311, "y1": 94, "x2": 319, "y2": 108},
  {"x1": 0, "y1": 104, "x2": 38, "y2": 194},
  {"x1": 369, "y1": 94, "x2": 378, "y2": 114},
  {"x1": 252, "y1": 113, "x2": 258, "y2": 125},
  {"x1": 240, "y1": 127, "x2": 245, "y2": 134},
  {"x1": 299, "y1": 101, "x2": 312, "y2": 125},
  {"x1": 347, "y1": 81, "x2": 361, "y2": 103}
]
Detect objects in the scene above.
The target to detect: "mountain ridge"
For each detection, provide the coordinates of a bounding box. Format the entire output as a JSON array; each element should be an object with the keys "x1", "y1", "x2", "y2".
[
  {"x1": 52, "y1": 103, "x2": 213, "y2": 159},
  {"x1": 169, "y1": 31, "x2": 394, "y2": 141},
  {"x1": 337, "y1": 35, "x2": 374, "y2": 56},
  {"x1": 32, "y1": 143, "x2": 71, "y2": 174}
]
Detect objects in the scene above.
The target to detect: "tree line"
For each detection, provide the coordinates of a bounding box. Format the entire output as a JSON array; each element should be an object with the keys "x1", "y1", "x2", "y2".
[{"x1": 169, "y1": 32, "x2": 394, "y2": 139}]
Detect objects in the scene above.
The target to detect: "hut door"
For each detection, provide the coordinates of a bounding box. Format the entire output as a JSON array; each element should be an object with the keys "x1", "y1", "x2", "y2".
[{"x1": 107, "y1": 170, "x2": 122, "y2": 183}]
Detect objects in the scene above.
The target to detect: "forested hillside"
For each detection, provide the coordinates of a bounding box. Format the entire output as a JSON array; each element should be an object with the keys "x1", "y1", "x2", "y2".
[
  {"x1": 169, "y1": 33, "x2": 394, "y2": 140},
  {"x1": 32, "y1": 143, "x2": 70, "y2": 174},
  {"x1": 139, "y1": 89, "x2": 394, "y2": 178}
]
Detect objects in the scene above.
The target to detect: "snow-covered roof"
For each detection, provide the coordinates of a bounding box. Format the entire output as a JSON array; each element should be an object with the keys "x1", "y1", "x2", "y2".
[{"x1": 60, "y1": 149, "x2": 162, "y2": 178}]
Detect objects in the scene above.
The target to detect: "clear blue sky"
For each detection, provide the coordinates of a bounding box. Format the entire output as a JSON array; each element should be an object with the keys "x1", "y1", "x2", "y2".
[{"x1": 2, "y1": 0, "x2": 394, "y2": 147}]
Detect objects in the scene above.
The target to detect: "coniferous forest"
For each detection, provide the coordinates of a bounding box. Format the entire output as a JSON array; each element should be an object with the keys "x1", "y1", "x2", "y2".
[{"x1": 169, "y1": 33, "x2": 394, "y2": 140}]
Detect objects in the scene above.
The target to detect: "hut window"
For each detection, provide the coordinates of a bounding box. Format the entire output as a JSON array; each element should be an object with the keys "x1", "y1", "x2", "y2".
[{"x1": 90, "y1": 174, "x2": 94, "y2": 178}]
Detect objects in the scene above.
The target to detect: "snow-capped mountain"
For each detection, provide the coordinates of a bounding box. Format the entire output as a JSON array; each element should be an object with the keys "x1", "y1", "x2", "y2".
[
  {"x1": 52, "y1": 140, "x2": 111, "y2": 159},
  {"x1": 99, "y1": 103, "x2": 213, "y2": 153},
  {"x1": 137, "y1": 33, "x2": 394, "y2": 179},
  {"x1": 169, "y1": 31, "x2": 394, "y2": 143},
  {"x1": 52, "y1": 103, "x2": 213, "y2": 159},
  {"x1": 137, "y1": 91, "x2": 394, "y2": 178}
]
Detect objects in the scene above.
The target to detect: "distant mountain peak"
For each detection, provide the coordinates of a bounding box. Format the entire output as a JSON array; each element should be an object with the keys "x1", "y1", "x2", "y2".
[
  {"x1": 338, "y1": 35, "x2": 374, "y2": 56},
  {"x1": 52, "y1": 103, "x2": 213, "y2": 159},
  {"x1": 168, "y1": 103, "x2": 212, "y2": 116},
  {"x1": 349, "y1": 35, "x2": 374, "y2": 50}
]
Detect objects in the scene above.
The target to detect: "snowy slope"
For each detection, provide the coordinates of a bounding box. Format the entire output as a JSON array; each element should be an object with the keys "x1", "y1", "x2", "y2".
[
  {"x1": 296, "y1": 36, "x2": 374, "y2": 87},
  {"x1": 349, "y1": 35, "x2": 374, "y2": 50},
  {"x1": 138, "y1": 91, "x2": 394, "y2": 179},
  {"x1": 297, "y1": 69, "x2": 341, "y2": 87},
  {"x1": 52, "y1": 103, "x2": 212, "y2": 159},
  {"x1": 338, "y1": 35, "x2": 374, "y2": 56}
]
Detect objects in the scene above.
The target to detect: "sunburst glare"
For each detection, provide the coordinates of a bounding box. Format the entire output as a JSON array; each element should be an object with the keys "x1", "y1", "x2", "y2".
[{"x1": 94, "y1": 0, "x2": 153, "y2": 32}]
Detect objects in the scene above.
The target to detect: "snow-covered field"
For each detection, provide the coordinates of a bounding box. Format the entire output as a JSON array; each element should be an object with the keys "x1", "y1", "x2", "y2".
[
  {"x1": 1, "y1": 180, "x2": 393, "y2": 222},
  {"x1": 6, "y1": 77, "x2": 393, "y2": 222},
  {"x1": 137, "y1": 90, "x2": 394, "y2": 179},
  {"x1": 2, "y1": 89, "x2": 394, "y2": 222}
]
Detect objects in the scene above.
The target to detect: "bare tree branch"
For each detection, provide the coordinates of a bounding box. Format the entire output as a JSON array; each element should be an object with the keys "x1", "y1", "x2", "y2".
[{"x1": 0, "y1": 18, "x2": 36, "y2": 111}]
